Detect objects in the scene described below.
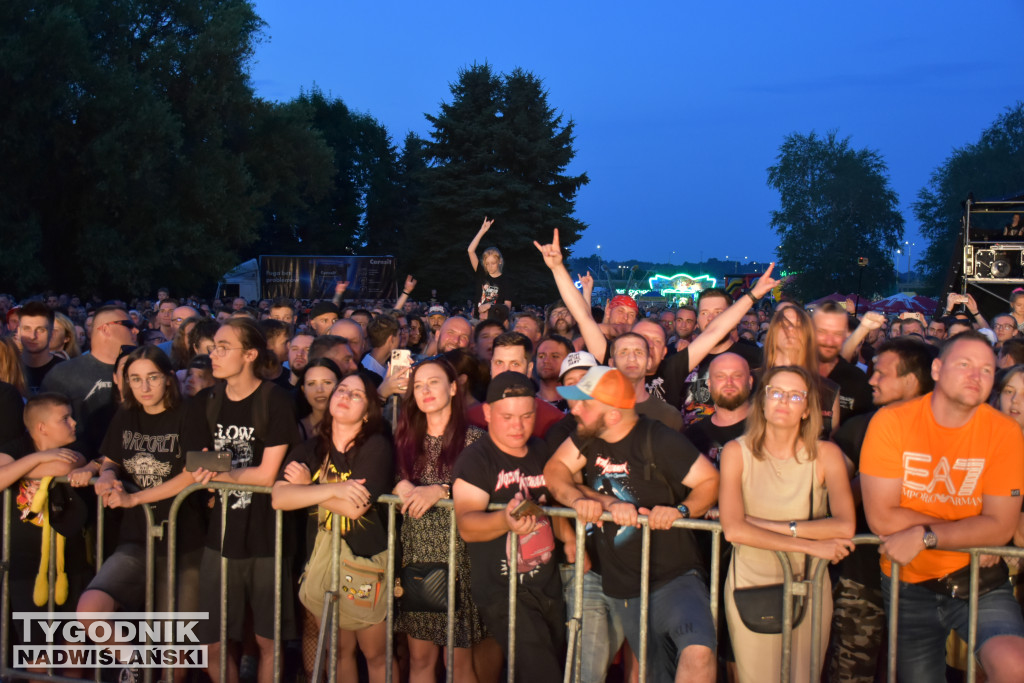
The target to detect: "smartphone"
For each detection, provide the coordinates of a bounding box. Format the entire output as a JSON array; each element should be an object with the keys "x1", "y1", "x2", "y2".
[
  {"x1": 185, "y1": 450, "x2": 233, "y2": 472},
  {"x1": 511, "y1": 498, "x2": 544, "y2": 521},
  {"x1": 390, "y1": 349, "x2": 412, "y2": 377}
]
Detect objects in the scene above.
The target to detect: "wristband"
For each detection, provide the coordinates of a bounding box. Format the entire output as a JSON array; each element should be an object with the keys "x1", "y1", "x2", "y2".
[
  {"x1": 789, "y1": 520, "x2": 798, "y2": 537},
  {"x1": 403, "y1": 290, "x2": 413, "y2": 295},
  {"x1": 746, "y1": 290, "x2": 760, "y2": 304}
]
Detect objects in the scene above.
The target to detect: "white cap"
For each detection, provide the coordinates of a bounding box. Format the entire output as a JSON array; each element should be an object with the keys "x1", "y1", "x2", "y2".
[{"x1": 559, "y1": 351, "x2": 598, "y2": 380}]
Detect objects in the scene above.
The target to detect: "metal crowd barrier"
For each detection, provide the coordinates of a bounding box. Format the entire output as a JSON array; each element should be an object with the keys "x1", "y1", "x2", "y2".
[{"x1": 3, "y1": 479, "x2": 1024, "y2": 683}]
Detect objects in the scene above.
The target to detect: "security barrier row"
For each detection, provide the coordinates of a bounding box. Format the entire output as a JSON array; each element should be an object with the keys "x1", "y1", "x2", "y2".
[{"x1": 2, "y1": 479, "x2": 1022, "y2": 683}]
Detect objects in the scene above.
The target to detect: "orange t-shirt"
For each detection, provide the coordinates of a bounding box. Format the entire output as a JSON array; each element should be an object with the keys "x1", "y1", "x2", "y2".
[{"x1": 860, "y1": 393, "x2": 1024, "y2": 583}]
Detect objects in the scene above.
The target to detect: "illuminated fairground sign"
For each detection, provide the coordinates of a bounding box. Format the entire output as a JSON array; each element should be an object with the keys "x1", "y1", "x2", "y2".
[{"x1": 648, "y1": 272, "x2": 717, "y2": 295}]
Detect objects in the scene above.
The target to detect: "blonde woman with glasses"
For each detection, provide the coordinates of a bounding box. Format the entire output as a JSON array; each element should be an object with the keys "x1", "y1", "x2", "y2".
[{"x1": 719, "y1": 365, "x2": 855, "y2": 683}]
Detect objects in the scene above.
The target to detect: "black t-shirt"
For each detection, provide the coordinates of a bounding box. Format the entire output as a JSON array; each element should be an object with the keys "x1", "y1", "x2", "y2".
[
  {"x1": 24, "y1": 355, "x2": 64, "y2": 395},
  {"x1": 475, "y1": 268, "x2": 511, "y2": 307},
  {"x1": 278, "y1": 433, "x2": 394, "y2": 558},
  {"x1": 100, "y1": 402, "x2": 208, "y2": 551},
  {"x1": 574, "y1": 416, "x2": 704, "y2": 599},
  {"x1": 452, "y1": 433, "x2": 560, "y2": 603},
  {"x1": 827, "y1": 358, "x2": 874, "y2": 425},
  {"x1": 204, "y1": 382, "x2": 298, "y2": 559},
  {"x1": 544, "y1": 413, "x2": 577, "y2": 455},
  {"x1": 832, "y1": 410, "x2": 879, "y2": 587},
  {"x1": 683, "y1": 416, "x2": 747, "y2": 469}
]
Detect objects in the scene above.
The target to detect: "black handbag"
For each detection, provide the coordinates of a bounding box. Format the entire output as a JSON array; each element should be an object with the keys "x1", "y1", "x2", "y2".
[
  {"x1": 732, "y1": 474, "x2": 813, "y2": 635},
  {"x1": 396, "y1": 563, "x2": 448, "y2": 613},
  {"x1": 733, "y1": 583, "x2": 808, "y2": 635}
]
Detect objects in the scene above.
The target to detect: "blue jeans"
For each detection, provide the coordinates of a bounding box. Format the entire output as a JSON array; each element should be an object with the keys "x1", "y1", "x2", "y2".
[
  {"x1": 561, "y1": 566, "x2": 626, "y2": 683},
  {"x1": 881, "y1": 572, "x2": 1024, "y2": 681},
  {"x1": 611, "y1": 571, "x2": 717, "y2": 683}
]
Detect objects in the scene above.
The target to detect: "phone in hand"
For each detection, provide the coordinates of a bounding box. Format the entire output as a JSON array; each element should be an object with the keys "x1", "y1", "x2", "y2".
[
  {"x1": 511, "y1": 498, "x2": 544, "y2": 520},
  {"x1": 390, "y1": 349, "x2": 412, "y2": 378},
  {"x1": 185, "y1": 450, "x2": 232, "y2": 472}
]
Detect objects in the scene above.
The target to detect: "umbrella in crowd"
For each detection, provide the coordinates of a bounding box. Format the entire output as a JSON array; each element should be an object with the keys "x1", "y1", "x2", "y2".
[
  {"x1": 808, "y1": 292, "x2": 857, "y2": 307},
  {"x1": 869, "y1": 293, "x2": 939, "y2": 315}
]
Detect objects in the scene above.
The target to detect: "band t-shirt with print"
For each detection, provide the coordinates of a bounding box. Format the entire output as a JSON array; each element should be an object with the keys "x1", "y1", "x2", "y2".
[
  {"x1": 278, "y1": 433, "x2": 393, "y2": 558},
  {"x1": 204, "y1": 382, "x2": 298, "y2": 559},
  {"x1": 453, "y1": 434, "x2": 560, "y2": 604},
  {"x1": 860, "y1": 394, "x2": 1024, "y2": 583},
  {"x1": 574, "y1": 416, "x2": 704, "y2": 599},
  {"x1": 101, "y1": 402, "x2": 209, "y2": 551}
]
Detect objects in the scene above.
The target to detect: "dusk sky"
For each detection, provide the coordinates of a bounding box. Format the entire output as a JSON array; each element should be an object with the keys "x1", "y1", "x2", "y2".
[{"x1": 249, "y1": 0, "x2": 1024, "y2": 271}]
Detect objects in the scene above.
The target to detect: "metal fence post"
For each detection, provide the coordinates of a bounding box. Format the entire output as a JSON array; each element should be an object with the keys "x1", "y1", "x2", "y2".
[
  {"x1": 638, "y1": 520, "x2": 651, "y2": 683},
  {"x1": 507, "y1": 530, "x2": 519, "y2": 683}
]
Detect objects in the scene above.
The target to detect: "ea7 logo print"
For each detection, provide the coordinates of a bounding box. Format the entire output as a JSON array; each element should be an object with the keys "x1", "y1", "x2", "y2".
[{"x1": 902, "y1": 453, "x2": 984, "y2": 505}]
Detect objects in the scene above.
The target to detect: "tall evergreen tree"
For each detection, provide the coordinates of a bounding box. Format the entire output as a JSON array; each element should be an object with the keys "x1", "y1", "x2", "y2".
[
  {"x1": 408, "y1": 64, "x2": 589, "y2": 304},
  {"x1": 914, "y1": 102, "x2": 1024, "y2": 291},
  {"x1": 0, "y1": 0, "x2": 332, "y2": 296},
  {"x1": 767, "y1": 131, "x2": 904, "y2": 301}
]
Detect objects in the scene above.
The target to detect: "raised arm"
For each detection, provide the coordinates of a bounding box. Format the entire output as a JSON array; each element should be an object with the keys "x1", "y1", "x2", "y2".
[
  {"x1": 392, "y1": 275, "x2": 417, "y2": 314},
  {"x1": 534, "y1": 229, "x2": 608, "y2": 359},
  {"x1": 467, "y1": 217, "x2": 495, "y2": 272},
  {"x1": 686, "y1": 263, "x2": 780, "y2": 370},
  {"x1": 840, "y1": 311, "x2": 884, "y2": 363}
]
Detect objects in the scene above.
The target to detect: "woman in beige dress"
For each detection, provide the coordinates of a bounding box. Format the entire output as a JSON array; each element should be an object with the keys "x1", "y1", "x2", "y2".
[{"x1": 719, "y1": 365, "x2": 855, "y2": 683}]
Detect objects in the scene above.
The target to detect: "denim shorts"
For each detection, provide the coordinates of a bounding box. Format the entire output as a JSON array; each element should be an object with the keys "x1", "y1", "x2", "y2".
[
  {"x1": 611, "y1": 571, "x2": 717, "y2": 683},
  {"x1": 881, "y1": 572, "x2": 1024, "y2": 681}
]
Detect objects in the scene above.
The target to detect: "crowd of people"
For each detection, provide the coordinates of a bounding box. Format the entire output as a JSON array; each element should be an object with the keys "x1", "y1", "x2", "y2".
[{"x1": 2, "y1": 220, "x2": 1024, "y2": 683}]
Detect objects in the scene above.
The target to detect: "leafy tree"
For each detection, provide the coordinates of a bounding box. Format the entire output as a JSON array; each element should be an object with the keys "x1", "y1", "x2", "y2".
[
  {"x1": 767, "y1": 131, "x2": 904, "y2": 301},
  {"x1": 0, "y1": 0, "x2": 332, "y2": 297},
  {"x1": 915, "y1": 102, "x2": 1024, "y2": 290},
  {"x1": 407, "y1": 64, "x2": 589, "y2": 304}
]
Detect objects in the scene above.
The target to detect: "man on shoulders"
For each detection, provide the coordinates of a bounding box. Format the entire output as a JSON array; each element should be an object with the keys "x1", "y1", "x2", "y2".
[{"x1": 861, "y1": 331, "x2": 1024, "y2": 681}]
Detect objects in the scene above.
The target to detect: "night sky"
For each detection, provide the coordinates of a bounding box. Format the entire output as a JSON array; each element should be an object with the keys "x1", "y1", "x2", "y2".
[{"x1": 249, "y1": 0, "x2": 1024, "y2": 269}]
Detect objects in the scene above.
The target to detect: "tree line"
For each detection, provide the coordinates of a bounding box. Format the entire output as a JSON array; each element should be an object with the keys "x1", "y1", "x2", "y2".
[
  {"x1": 0, "y1": 0, "x2": 587, "y2": 303},
  {"x1": 769, "y1": 104, "x2": 1024, "y2": 302}
]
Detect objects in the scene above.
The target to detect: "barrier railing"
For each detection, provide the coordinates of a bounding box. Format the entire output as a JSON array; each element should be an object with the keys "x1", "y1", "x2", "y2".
[{"x1": 3, "y1": 479, "x2": 1023, "y2": 683}]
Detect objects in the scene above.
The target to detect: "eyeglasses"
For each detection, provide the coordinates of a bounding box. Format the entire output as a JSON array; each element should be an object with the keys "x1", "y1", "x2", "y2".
[
  {"x1": 212, "y1": 345, "x2": 244, "y2": 356},
  {"x1": 994, "y1": 323, "x2": 1017, "y2": 331},
  {"x1": 106, "y1": 320, "x2": 137, "y2": 330},
  {"x1": 765, "y1": 385, "x2": 807, "y2": 405},
  {"x1": 334, "y1": 387, "x2": 366, "y2": 402},
  {"x1": 128, "y1": 373, "x2": 164, "y2": 388}
]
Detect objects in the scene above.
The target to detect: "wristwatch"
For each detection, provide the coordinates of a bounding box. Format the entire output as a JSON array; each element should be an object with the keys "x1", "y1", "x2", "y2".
[
  {"x1": 677, "y1": 504, "x2": 690, "y2": 519},
  {"x1": 922, "y1": 525, "x2": 938, "y2": 549}
]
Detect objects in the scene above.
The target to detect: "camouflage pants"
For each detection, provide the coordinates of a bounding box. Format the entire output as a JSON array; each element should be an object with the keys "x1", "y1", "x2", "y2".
[{"x1": 826, "y1": 576, "x2": 885, "y2": 682}]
